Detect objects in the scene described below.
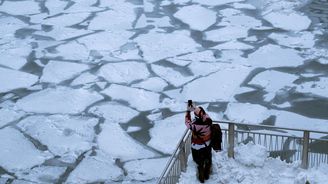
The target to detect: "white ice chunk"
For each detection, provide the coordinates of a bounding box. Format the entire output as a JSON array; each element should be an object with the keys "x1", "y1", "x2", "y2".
[
  {"x1": 132, "y1": 77, "x2": 168, "y2": 92},
  {"x1": 247, "y1": 44, "x2": 304, "y2": 68},
  {"x1": 48, "y1": 41, "x2": 90, "y2": 61},
  {"x1": 318, "y1": 58, "x2": 328, "y2": 65},
  {"x1": 160, "y1": 98, "x2": 188, "y2": 112},
  {"x1": 204, "y1": 26, "x2": 248, "y2": 42},
  {"x1": 64, "y1": 0, "x2": 100, "y2": 13},
  {"x1": 40, "y1": 61, "x2": 89, "y2": 84},
  {"x1": 0, "y1": 68, "x2": 38, "y2": 93},
  {"x1": 232, "y1": 3, "x2": 257, "y2": 10},
  {"x1": 98, "y1": 123, "x2": 157, "y2": 161},
  {"x1": 212, "y1": 40, "x2": 254, "y2": 50},
  {"x1": 45, "y1": 0, "x2": 68, "y2": 16},
  {"x1": 144, "y1": 0, "x2": 155, "y2": 12},
  {"x1": 135, "y1": 30, "x2": 200, "y2": 63},
  {"x1": 148, "y1": 16, "x2": 172, "y2": 28},
  {"x1": 0, "y1": 17, "x2": 27, "y2": 37},
  {"x1": 71, "y1": 72, "x2": 98, "y2": 86},
  {"x1": 18, "y1": 115, "x2": 98, "y2": 160},
  {"x1": 16, "y1": 166, "x2": 66, "y2": 184},
  {"x1": 181, "y1": 65, "x2": 251, "y2": 102},
  {"x1": 97, "y1": 62, "x2": 150, "y2": 84},
  {"x1": 125, "y1": 157, "x2": 169, "y2": 181},
  {"x1": 248, "y1": 70, "x2": 298, "y2": 92},
  {"x1": 16, "y1": 87, "x2": 103, "y2": 114},
  {"x1": 263, "y1": 12, "x2": 311, "y2": 31},
  {"x1": 218, "y1": 14, "x2": 262, "y2": 29},
  {"x1": 269, "y1": 32, "x2": 316, "y2": 49},
  {"x1": 188, "y1": 61, "x2": 228, "y2": 77},
  {"x1": 151, "y1": 64, "x2": 194, "y2": 87},
  {"x1": 78, "y1": 31, "x2": 134, "y2": 52},
  {"x1": 135, "y1": 14, "x2": 147, "y2": 29},
  {"x1": 66, "y1": 151, "x2": 123, "y2": 183},
  {"x1": 193, "y1": 0, "x2": 244, "y2": 6},
  {"x1": 35, "y1": 27, "x2": 93, "y2": 41},
  {"x1": 88, "y1": 7, "x2": 135, "y2": 31},
  {"x1": 0, "y1": 41, "x2": 31, "y2": 69},
  {"x1": 219, "y1": 8, "x2": 242, "y2": 17},
  {"x1": 148, "y1": 113, "x2": 186, "y2": 154},
  {"x1": 296, "y1": 77, "x2": 328, "y2": 98},
  {"x1": 33, "y1": 13, "x2": 90, "y2": 27},
  {"x1": 235, "y1": 143, "x2": 267, "y2": 167},
  {"x1": 0, "y1": 127, "x2": 48, "y2": 172},
  {"x1": 168, "y1": 50, "x2": 217, "y2": 65},
  {"x1": 89, "y1": 102, "x2": 139, "y2": 124},
  {"x1": 224, "y1": 102, "x2": 269, "y2": 124},
  {"x1": 0, "y1": 108, "x2": 25, "y2": 127},
  {"x1": 173, "y1": 5, "x2": 217, "y2": 31},
  {"x1": 0, "y1": 1, "x2": 40, "y2": 15},
  {"x1": 219, "y1": 50, "x2": 249, "y2": 66},
  {"x1": 102, "y1": 84, "x2": 160, "y2": 111},
  {"x1": 126, "y1": 126, "x2": 142, "y2": 133}
]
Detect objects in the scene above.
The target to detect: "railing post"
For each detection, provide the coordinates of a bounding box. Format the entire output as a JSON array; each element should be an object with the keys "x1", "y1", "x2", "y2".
[
  {"x1": 180, "y1": 144, "x2": 187, "y2": 172},
  {"x1": 301, "y1": 131, "x2": 310, "y2": 169},
  {"x1": 228, "y1": 123, "x2": 235, "y2": 158}
]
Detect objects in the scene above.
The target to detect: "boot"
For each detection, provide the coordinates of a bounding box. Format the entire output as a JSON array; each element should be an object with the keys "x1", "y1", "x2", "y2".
[
  {"x1": 198, "y1": 165, "x2": 205, "y2": 183},
  {"x1": 204, "y1": 160, "x2": 211, "y2": 180}
]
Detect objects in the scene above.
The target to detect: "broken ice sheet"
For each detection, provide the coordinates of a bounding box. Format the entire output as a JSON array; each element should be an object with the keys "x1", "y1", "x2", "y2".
[
  {"x1": 66, "y1": 150, "x2": 123, "y2": 183},
  {"x1": 0, "y1": 17, "x2": 27, "y2": 37},
  {"x1": 33, "y1": 12, "x2": 91, "y2": 27},
  {"x1": 212, "y1": 40, "x2": 254, "y2": 50},
  {"x1": 167, "y1": 50, "x2": 217, "y2": 66},
  {"x1": 0, "y1": 127, "x2": 50, "y2": 172},
  {"x1": 0, "y1": 67, "x2": 38, "y2": 93},
  {"x1": 296, "y1": 77, "x2": 328, "y2": 98},
  {"x1": 34, "y1": 27, "x2": 93, "y2": 41},
  {"x1": 98, "y1": 123, "x2": 157, "y2": 161},
  {"x1": 71, "y1": 72, "x2": 98, "y2": 86},
  {"x1": 148, "y1": 113, "x2": 186, "y2": 154},
  {"x1": 0, "y1": 1, "x2": 40, "y2": 15},
  {"x1": 97, "y1": 62, "x2": 150, "y2": 84},
  {"x1": 218, "y1": 14, "x2": 262, "y2": 29},
  {"x1": 125, "y1": 157, "x2": 169, "y2": 181},
  {"x1": 18, "y1": 115, "x2": 98, "y2": 162},
  {"x1": 16, "y1": 87, "x2": 103, "y2": 114},
  {"x1": 192, "y1": 0, "x2": 244, "y2": 6},
  {"x1": 101, "y1": 84, "x2": 161, "y2": 111},
  {"x1": 268, "y1": 32, "x2": 316, "y2": 49},
  {"x1": 263, "y1": 12, "x2": 311, "y2": 32},
  {"x1": 134, "y1": 30, "x2": 200, "y2": 63},
  {"x1": 151, "y1": 64, "x2": 194, "y2": 87},
  {"x1": 16, "y1": 166, "x2": 66, "y2": 184},
  {"x1": 0, "y1": 41, "x2": 32, "y2": 70},
  {"x1": 131, "y1": 77, "x2": 168, "y2": 92},
  {"x1": 247, "y1": 44, "x2": 304, "y2": 68},
  {"x1": 204, "y1": 26, "x2": 248, "y2": 42},
  {"x1": 89, "y1": 102, "x2": 139, "y2": 124},
  {"x1": 40, "y1": 61, "x2": 89, "y2": 84},
  {"x1": 0, "y1": 108, "x2": 25, "y2": 127},
  {"x1": 180, "y1": 65, "x2": 251, "y2": 102},
  {"x1": 173, "y1": 5, "x2": 217, "y2": 31}
]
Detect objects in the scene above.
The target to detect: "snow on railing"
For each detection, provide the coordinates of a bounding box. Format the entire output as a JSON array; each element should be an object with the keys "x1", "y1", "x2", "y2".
[{"x1": 157, "y1": 120, "x2": 328, "y2": 184}]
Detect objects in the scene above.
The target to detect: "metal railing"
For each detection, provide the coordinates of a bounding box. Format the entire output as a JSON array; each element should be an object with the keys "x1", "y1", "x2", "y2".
[{"x1": 157, "y1": 120, "x2": 328, "y2": 184}]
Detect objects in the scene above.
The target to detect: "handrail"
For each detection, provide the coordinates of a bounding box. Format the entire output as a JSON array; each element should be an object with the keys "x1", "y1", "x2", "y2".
[{"x1": 157, "y1": 120, "x2": 328, "y2": 184}]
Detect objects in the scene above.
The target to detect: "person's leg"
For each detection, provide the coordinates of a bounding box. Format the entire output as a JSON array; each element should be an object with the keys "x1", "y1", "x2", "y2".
[
  {"x1": 192, "y1": 148, "x2": 205, "y2": 183},
  {"x1": 204, "y1": 146, "x2": 212, "y2": 180}
]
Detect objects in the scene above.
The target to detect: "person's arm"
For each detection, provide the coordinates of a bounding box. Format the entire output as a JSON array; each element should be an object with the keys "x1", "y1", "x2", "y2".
[{"x1": 185, "y1": 111, "x2": 192, "y2": 129}]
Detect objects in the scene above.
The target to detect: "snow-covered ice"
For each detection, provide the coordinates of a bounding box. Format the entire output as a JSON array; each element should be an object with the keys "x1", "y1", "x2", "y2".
[
  {"x1": 296, "y1": 77, "x2": 328, "y2": 98},
  {"x1": 263, "y1": 12, "x2": 311, "y2": 32},
  {"x1": 132, "y1": 77, "x2": 168, "y2": 92},
  {"x1": 18, "y1": 115, "x2": 98, "y2": 162},
  {"x1": 269, "y1": 32, "x2": 316, "y2": 49},
  {"x1": 16, "y1": 166, "x2": 66, "y2": 183},
  {"x1": 174, "y1": 5, "x2": 217, "y2": 31},
  {"x1": 204, "y1": 26, "x2": 249, "y2": 42},
  {"x1": 0, "y1": 108, "x2": 25, "y2": 128},
  {"x1": 0, "y1": 1, "x2": 40, "y2": 15},
  {"x1": 0, "y1": 41, "x2": 31, "y2": 70},
  {"x1": 16, "y1": 87, "x2": 103, "y2": 114},
  {"x1": 0, "y1": 127, "x2": 49, "y2": 172},
  {"x1": 89, "y1": 102, "x2": 139, "y2": 124},
  {"x1": 71, "y1": 72, "x2": 98, "y2": 86},
  {"x1": 40, "y1": 61, "x2": 89, "y2": 83},
  {"x1": 148, "y1": 113, "x2": 186, "y2": 154},
  {"x1": 101, "y1": 84, "x2": 161, "y2": 111},
  {"x1": 98, "y1": 123, "x2": 157, "y2": 161},
  {"x1": 224, "y1": 102, "x2": 269, "y2": 124},
  {"x1": 97, "y1": 62, "x2": 150, "y2": 84},
  {"x1": 0, "y1": 67, "x2": 38, "y2": 93},
  {"x1": 151, "y1": 64, "x2": 194, "y2": 87}
]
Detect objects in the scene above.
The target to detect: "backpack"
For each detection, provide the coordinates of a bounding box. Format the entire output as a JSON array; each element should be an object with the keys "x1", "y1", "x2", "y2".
[{"x1": 210, "y1": 123, "x2": 222, "y2": 151}]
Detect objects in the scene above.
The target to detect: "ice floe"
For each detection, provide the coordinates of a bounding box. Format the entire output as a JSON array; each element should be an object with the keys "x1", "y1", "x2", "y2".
[
  {"x1": 173, "y1": 5, "x2": 217, "y2": 31},
  {"x1": 132, "y1": 77, "x2": 168, "y2": 92},
  {"x1": 0, "y1": 67, "x2": 38, "y2": 93},
  {"x1": 97, "y1": 62, "x2": 150, "y2": 84},
  {"x1": 71, "y1": 72, "x2": 98, "y2": 86},
  {"x1": 296, "y1": 77, "x2": 328, "y2": 98},
  {"x1": 102, "y1": 84, "x2": 161, "y2": 111},
  {"x1": 168, "y1": 50, "x2": 217, "y2": 65},
  {"x1": 151, "y1": 64, "x2": 194, "y2": 87},
  {"x1": 35, "y1": 13, "x2": 91, "y2": 27},
  {"x1": 89, "y1": 102, "x2": 139, "y2": 124},
  {"x1": 224, "y1": 102, "x2": 269, "y2": 124},
  {"x1": 0, "y1": 127, "x2": 49, "y2": 172},
  {"x1": 16, "y1": 166, "x2": 66, "y2": 184},
  {"x1": 98, "y1": 123, "x2": 157, "y2": 161},
  {"x1": 0, "y1": 41, "x2": 31, "y2": 70},
  {"x1": 204, "y1": 26, "x2": 249, "y2": 42},
  {"x1": 18, "y1": 115, "x2": 98, "y2": 162},
  {"x1": 218, "y1": 14, "x2": 262, "y2": 29},
  {"x1": 40, "y1": 61, "x2": 89, "y2": 83},
  {"x1": 193, "y1": 0, "x2": 244, "y2": 6},
  {"x1": 44, "y1": 0, "x2": 68, "y2": 16},
  {"x1": 148, "y1": 113, "x2": 186, "y2": 154},
  {"x1": 16, "y1": 87, "x2": 103, "y2": 114},
  {"x1": 135, "y1": 30, "x2": 200, "y2": 63},
  {"x1": 0, "y1": 108, "x2": 25, "y2": 128},
  {"x1": 247, "y1": 44, "x2": 304, "y2": 68},
  {"x1": 180, "y1": 65, "x2": 251, "y2": 102},
  {"x1": 45, "y1": 41, "x2": 90, "y2": 61},
  {"x1": 35, "y1": 27, "x2": 93, "y2": 41},
  {"x1": 0, "y1": 17, "x2": 27, "y2": 38},
  {"x1": 232, "y1": 3, "x2": 257, "y2": 10},
  {"x1": 263, "y1": 12, "x2": 311, "y2": 32},
  {"x1": 66, "y1": 151, "x2": 123, "y2": 183},
  {"x1": 0, "y1": 1, "x2": 40, "y2": 15},
  {"x1": 269, "y1": 32, "x2": 316, "y2": 49},
  {"x1": 125, "y1": 157, "x2": 169, "y2": 181},
  {"x1": 212, "y1": 40, "x2": 254, "y2": 50}
]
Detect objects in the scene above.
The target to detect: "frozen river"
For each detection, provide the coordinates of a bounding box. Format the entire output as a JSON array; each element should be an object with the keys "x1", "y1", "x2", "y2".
[{"x1": 0, "y1": 0, "x2": 327, "y2": 183}]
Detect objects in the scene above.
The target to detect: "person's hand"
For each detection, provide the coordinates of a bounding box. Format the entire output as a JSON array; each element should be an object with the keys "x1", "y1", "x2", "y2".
[{"x1": 187, "y1": 104, "x2": 195, "y2": 112}]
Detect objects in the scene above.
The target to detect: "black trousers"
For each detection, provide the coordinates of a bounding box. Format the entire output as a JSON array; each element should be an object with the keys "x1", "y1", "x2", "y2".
[{"x1": 191, "y1": 146, "x2": 212, "y2": 167}]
